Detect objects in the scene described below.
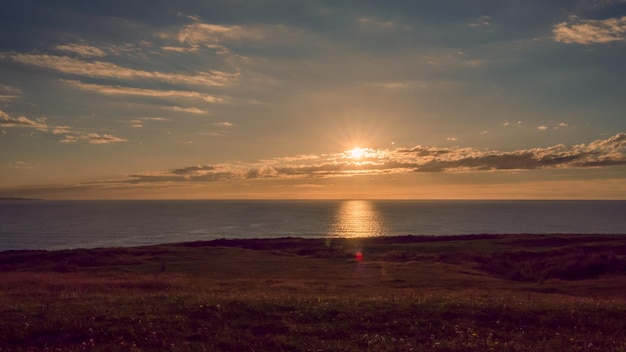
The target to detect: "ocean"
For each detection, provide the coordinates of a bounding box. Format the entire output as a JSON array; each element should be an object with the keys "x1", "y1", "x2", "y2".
[{"x1": 1, "y1": 200, "x2": 625, "y2": 251}]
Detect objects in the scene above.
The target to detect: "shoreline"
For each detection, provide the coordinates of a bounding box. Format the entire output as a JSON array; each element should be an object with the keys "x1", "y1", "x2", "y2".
[{"x1": 3, "y1": 232, "x2": 626, "y2": 253}]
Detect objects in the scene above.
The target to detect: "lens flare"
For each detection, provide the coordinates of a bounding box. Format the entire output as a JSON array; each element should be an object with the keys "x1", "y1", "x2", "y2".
[{"x1": 355, "y1": 250, "x2": 364, "y2": 262}]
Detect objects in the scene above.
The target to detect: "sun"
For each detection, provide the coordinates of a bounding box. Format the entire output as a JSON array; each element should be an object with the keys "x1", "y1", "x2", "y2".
[{"x1": 349, "y1": 147, "x2": 366, "y2": 159}]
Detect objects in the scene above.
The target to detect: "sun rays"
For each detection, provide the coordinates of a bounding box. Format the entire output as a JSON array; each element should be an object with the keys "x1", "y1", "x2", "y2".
[
  {"x1": 344, "y1": 146, "x2": 383, "y2": 161},
  {"x1": 349, "y1": 147, "x2": 366, "y2": 160}
]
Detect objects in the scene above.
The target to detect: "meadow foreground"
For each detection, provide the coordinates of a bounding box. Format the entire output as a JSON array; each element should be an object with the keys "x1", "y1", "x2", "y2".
[{"x1": 1, "y1": 234, "x2": 625, "y2": 351}]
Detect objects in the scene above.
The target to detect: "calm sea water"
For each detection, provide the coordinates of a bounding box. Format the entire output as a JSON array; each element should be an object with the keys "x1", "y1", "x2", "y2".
[{"x1": 1, "y1": 200, "x2": 625, "y2": 251}]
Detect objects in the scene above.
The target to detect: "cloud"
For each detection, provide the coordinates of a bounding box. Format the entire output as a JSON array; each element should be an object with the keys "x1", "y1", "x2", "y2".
[
  {"x1": 468, "y1": 15, "x2": 491, "y2": 28},
  {"x1": 0, "y1": 110, "x2": 47, "y2": 131},
  {"x1": 575, "y1": 133, "x2": 626, "y2": 166},
  {"x1": 50, "y1": 126, "x2": 72, "y2": 134},
  {"x1": 166, "y1": 106, "x2": 206, "y2": 114},
  {"x1": 129, "y1": 120, "x2": 144, "y2": 128},
  {"x1": 170, "y1": 165, "x2": 215, "y2": 175},
  {"x1": 0, "y1": 85, "x2": 21, "y2": 102},
  {"x1": 406, "y1": 133, "x2": 626, "y2": 172},
  {"x1": 1, "y1": 53, "x2": 237, "y2": 86},
  {"x1": 62, "y1": 80, "x2": 225, "y2": 103},
  {"x1": 128, "y1": 117, "x2": 171, "y2": 128},
  {"x1": 5, "y1": 161, "x2": 33, "y2": 170},
  {"x1": 171, "y1": 22, "x2": 306, "y2": 46},
  {"x1": 367, "y1": 81, "x2": 413, "y2": 89},
  {"x1": 86, "y1": 133, "x2": 127, "y2": 144},
  {"x1": 101, "y1": 133, "x2": 625, "y2": 185},
  {"x1": 503, "y1": 121, "x2": 522, "y2": 127},
  {"x1": 1, "y1": 110, "x2": 127, "y2": 144},
  {"x1": 161, "y1": 45, "x2": 199, "y2": 53},
  {"x1": 176, "y1": 23, "x2": 250, "y2": 44},
  {"x1": 141, "y1": 117, "x2": 170, "y2": 122},
  {"x1": 555, "y1": 122, "x2": 568, "y2": 130},
  {"x1": 56, "y1": 43, "x2": 106, "y2": 57},
  {"x1": 123, "y1": 165, "x2": 235, "y2": 184},
  {"x1": 60, "y1": 132, "x2": 127, "y2": 144},
  {"x1": 356, "y1": 18, "x2": 409, "y2": 31},
  {"x1": 553, "y1": 16, "x2": 626, "y2": 44},
  {"x1": 537, "y1": 122, "x2": 569, "y2": 131}
]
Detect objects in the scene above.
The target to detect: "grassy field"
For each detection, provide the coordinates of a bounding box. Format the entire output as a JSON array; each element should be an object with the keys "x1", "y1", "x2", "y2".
[{"x1": 1, "y1": 234, "x2": 626, "y2": 351}]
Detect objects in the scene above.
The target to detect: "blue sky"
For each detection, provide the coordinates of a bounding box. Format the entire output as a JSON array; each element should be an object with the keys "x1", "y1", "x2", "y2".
[{"x1": 1, "y1": 0, "x2": 625, "y2": 199}]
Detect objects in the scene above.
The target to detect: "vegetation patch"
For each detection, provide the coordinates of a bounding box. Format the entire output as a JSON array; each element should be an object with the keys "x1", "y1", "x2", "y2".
[{"x1": 1, "y1": 234, "x2": 626, "y2": 351}]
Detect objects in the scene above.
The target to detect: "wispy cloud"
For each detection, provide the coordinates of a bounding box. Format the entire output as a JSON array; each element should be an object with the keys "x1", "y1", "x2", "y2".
[
  {"x1": 161, "y1": 45, "x2": 199, "y2": 53},
  {"x1": 56, "y1": 43, "x2": 106, "y2": 57},
  {"x1": 141, "y1": 117, "x2": 170, "y2": 122},
  {"x1": 1, "y1": 109, "x2": 126, "y2": 144},
  {"x1": 0, "y1": 110, "x2": 47, "y2": 131},
  {"x1": 50, "y1": 126, "x2": 72, "y2": 134},
  {"x1": 553, "y1": 16, "x2": 626, "y2": 44},
  {"x1": 0, "y1": 85, "x2": 21, "y2": 102},
  {"x1": 503, "y1": 121, "x2": 522, "y2": 127},
  {"x1": 60, "y1": 133, "x2": 127, "y2": 144},
  {"x1": 538, "y1": 122, "x2": 569, "y2": 131},
  {"x1": 468, "y1": 15, "x2": 491, "y2": 28},
  {"x1": 5, "y1": 161, "x2": 33, "y2": 170},
  {"x1": 129, "y1": 120, "x2": 144, "y2": 128},
  {"x1": 356, "y1": 17, "x2": 410, "y2": 31},
  {"x1": 1, "y1": 53, "x2": 237, "y2": 86},
  {"x1": 170, "y1": 22, "x2": 308, "y2": 46},
  {"x1": 166, "y1": 106, "x2": 206, "y2": 114},
  {"x1": 62, "y1": 80, "x2": 225, "y2": 103},
  {"x1": 127, "y1": 116, "x2": 171, "y2": 128}
]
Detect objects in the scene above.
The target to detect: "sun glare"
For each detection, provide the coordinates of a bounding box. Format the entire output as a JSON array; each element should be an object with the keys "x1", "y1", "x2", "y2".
[{"x1": 349, "y1": 147, "x2": 366, "y2": 159}]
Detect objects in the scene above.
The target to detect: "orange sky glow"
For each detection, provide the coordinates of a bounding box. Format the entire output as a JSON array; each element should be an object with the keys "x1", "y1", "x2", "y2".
[{"x1": 1, "y1": 1, "x2": 625, "y2": 199}]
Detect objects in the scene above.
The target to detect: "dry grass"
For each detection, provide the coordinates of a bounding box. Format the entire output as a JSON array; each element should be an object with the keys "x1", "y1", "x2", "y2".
[{"x1": 1, "y1": 234, "x2": 626, "y2": 351}]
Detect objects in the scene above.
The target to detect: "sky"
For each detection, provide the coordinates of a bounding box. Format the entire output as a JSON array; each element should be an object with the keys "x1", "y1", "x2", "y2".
[{"x1": 1, "y1": 0, "x2": 625, "y2": 200}]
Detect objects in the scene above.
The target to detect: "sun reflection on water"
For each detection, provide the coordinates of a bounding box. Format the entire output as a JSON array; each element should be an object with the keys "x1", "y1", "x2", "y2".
[{"x1": 328, "y1": 200, "x2": 388, "y2": 238}]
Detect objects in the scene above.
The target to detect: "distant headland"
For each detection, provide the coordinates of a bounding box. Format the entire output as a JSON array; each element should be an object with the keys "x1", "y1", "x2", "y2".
[{"x1": 0, "y1": 197, "x2": 43, "y2": 201}]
